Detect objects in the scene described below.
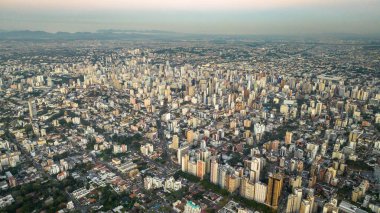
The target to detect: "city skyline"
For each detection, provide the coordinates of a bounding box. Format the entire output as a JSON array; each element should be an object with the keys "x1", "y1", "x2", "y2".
[
  {"x1": 1, "y1": 0, "x2": 380, "y2": 35},
  {"x1": 0, "y1": 0, "x2": 380, "y2": 212}
]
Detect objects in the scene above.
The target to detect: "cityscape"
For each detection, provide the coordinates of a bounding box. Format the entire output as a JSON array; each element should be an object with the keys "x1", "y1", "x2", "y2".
[{"x1": 1, "y1": 1, "x2": 380, "y2": 213}]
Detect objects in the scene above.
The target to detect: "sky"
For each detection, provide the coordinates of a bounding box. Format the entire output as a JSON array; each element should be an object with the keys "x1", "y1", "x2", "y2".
[{"x1": 1, "y1": 0, "x2": 380, "y2": 35}]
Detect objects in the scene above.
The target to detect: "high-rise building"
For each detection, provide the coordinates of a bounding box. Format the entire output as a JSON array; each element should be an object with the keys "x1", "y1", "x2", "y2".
[
  {"x1": 290, "y1": 176, "x2": 302, "y2": 190},
  {"x1": 171, "y1": 135, "x2": 179, "y2": 150},
  {"x1": 280, "y1": 104, "x2": 289, "y2": 115},
  {"x1": 181, "y1": 154, "x2": 189, "y2": 172},
  {"x1": 226, "y1": 174, "x2": 240, "y2": 193},
  {"x1": 250, "y1": 157, "x2": 261, "y2": 182},
  {"x1": 254, "y1": 182, "x2": 267, "y2": 203},
  {"x1": 285, "y1": 131, "x2": 293, "y2": 145},
  {"x1": 196, "y1": 160, "x2": 205, "y2": 180},
  {"x1": 188, "y1": 86, "x2": 195, "y2": 97},
  {"x1": 306, "y1": 194, "x2": 315, "y2": 213},
  {"x1": 218, "y1": 167, "x2": 227, "y2": 189},
  {"x1": 177, "y1": 145, "x2": 189, "y2": 165},
  {"x1": 28, "y1": 99, "x2": 37, "y2": 120},
  {"x1": 293, "y1": 188, "x2": 303, "y2": 212},
  {"x1": 186, "y1": 130, "x2": 194, "y2": 144},
  {"x1": 140, "y1": 143, "x2": 154, "y2": 156},
  {"x1": 308, "y1": 176, "x2": 317, "y2": 188},
  {"x1": 210, "y1": 159, "x2": 219, "y2": 184},
  {"x1": 188, "y1": 160, "x2": 197, "y2": 176},
  {"x1": 322, "y1": 198, "x2": 339, "y2": 213},
  {"x1": 47, "y1": 77, "x2": 54, "y2": 87},
  {"x1": 200, "y1": 140, "x2": 206, "y2": 149},
  {"x1": 300, "y1": 200, "x2": 311, "y2": 213},
  {"x1": 349, "y1": 131, "x2": 359, "y2": 143},
  {"x1": 240, "y1": 177, "x2": 255, "y2": 200},
  {"x1": 266, "y1": 173, "x2": 283, "y2": 208},
  {"x1": 286, "y1": 194, "x2": 297, "y2": 213},
  {"x1": 316, "y1": 102, "x2": 323, "y2": 115}
]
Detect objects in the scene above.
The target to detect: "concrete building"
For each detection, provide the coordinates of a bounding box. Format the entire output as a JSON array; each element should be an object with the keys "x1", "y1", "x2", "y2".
[{"x1": 266, "y1": 173, "x2": 283, "y2": 208}]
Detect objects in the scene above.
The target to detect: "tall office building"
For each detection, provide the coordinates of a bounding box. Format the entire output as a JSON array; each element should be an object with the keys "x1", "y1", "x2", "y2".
[
  {"x1": 210, "y1": 159, "x2": 219, "y2": 184},
  {"x1": 266, "y1": 173, "x2": 283, "y2": 208}
]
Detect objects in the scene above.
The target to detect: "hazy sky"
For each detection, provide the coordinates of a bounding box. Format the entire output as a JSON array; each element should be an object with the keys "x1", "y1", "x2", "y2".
[{"x1": 1, "y1": 0, "x2": 380, "y2": 35}]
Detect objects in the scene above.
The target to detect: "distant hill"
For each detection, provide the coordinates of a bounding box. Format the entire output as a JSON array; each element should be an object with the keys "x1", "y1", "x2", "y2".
[
  {"x1": 0, "y1": 30, "x2": 190, "y2": 40},
  {"x1": 0, "y1": 30, "x2": 379, "y2": 41}
]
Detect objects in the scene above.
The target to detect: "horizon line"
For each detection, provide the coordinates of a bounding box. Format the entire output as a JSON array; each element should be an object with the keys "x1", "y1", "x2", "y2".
[{"x1": 1, "y1": 29, "x2": 380, "y2": 37}]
